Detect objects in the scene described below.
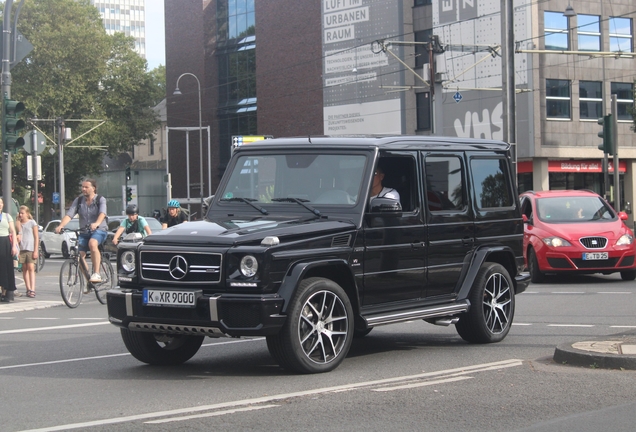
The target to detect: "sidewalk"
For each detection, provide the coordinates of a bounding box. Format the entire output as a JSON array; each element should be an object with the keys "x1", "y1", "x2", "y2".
[
  {"x1": 553, "y1": 331, "x2": 636, "y2": 370},
  {"x1": 1, "y1": 267, "x2": 66, "y2": 313}
]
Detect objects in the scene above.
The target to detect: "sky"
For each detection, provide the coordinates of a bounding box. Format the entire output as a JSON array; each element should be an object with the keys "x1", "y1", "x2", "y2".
[{"x1": 145, "y1": 0, "x2": 165, "y2": 70}]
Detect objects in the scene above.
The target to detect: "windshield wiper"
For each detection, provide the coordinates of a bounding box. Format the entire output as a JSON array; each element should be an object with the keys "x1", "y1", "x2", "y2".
[
  {"x1": 271, "y1": 197, "x2": 322, "y2": 217},
  {"x1": 220, "y1": 197, "x2": 268, "y2": 215}
]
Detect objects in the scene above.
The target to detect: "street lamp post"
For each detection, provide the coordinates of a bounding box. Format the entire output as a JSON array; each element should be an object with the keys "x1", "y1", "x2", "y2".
[{"x1": 173, "y1": 73, "x2": 204, "y2": 216}]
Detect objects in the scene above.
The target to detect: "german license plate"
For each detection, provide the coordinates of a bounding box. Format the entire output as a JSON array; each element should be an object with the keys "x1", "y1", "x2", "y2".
[
  {"x1": 143, "y1": 289, "x2": 200, "y2": 307},
  {"x1": 582, "y1": 252, "x2": 608, "y2": 260}
]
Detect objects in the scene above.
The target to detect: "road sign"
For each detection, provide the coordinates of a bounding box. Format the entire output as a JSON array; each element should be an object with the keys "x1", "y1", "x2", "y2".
[
  {"x1": 52, "y1": 192, "x2": 60, "y2": 204},
  {"x1": 0, "y1": 25, "x2": 34, "y2": 70},
  {"x1": 453, "y1": 91, "x2": 463, "y2": 103},
  {"x1": 232, "y1": 135, "x2": 273, "y2": 151},
  {"x1": 23, "y1": 130, "x2": 47, "y2": 155}
]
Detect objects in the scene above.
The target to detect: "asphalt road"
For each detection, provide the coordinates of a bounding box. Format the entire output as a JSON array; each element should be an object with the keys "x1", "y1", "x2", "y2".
[{"x1": 1, "y1": 260, "x2": 636, "y2": 431}]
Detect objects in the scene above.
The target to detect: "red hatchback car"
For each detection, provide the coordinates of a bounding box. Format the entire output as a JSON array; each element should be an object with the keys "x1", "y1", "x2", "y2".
[{"x1": 520, "y1": 190, "x2": 636, "y2": 283}]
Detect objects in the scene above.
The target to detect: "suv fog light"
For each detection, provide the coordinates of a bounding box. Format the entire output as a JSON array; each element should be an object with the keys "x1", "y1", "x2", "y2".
[
  {"x1": 121, "y1": 250, "x2": 136, "y2": 272},
  {"x1": 240, "y1": 255, "x2": 258, "y2": 277}
]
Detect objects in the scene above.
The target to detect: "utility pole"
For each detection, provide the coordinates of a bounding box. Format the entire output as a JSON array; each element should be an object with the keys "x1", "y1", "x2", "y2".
[
  {"x1": 611, "y1": 94, "x2": 619, "y2": 210},
  {"x1": 1, "y1": 0, "x2": 14, "y2": 205},
  {"x1": 56, "y1": 117, "x2": 65, "y2": 211},
  {"x1": 501, "y1": 0, "x2": 516, "y2": 178}
]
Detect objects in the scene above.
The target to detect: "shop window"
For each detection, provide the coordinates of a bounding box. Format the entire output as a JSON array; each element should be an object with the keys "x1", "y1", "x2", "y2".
[
  {"x1": 578, "y1": 15, "x2": 601, "y2": 51},
  {"x1": 611, "y1": 82, "x2": 634, "y2": 121},
  {"x1": 546, "y1": 79, "x2": 571, "y2": 119},
  {"x1": 609, "y1": 17, "x2": 633, "y2": 52},
  {"x1": 544, "y1": 11, "x2": 569, "y2": 50},
  {"x1": 579, "y1": 81, "x2": 602, "y2": 120}
]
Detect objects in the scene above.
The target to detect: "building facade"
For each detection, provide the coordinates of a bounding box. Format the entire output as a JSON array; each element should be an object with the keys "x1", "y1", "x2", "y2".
[
  {"x1": 164, "y1": 0, "x2": 635, "y2": 221},
  {"x1": 91, "y1": 0, "x2": 146, "y2": 58}
]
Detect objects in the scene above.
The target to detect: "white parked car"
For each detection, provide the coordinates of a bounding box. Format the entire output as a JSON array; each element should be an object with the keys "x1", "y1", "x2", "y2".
[{"x1": 40, "y1": 219, "x2": 79, "y2": 258}]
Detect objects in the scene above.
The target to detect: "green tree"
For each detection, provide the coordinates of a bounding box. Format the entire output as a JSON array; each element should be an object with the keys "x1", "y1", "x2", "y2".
[{"x1": 4, "y1": 0, "x2": 161, "y2": 216}]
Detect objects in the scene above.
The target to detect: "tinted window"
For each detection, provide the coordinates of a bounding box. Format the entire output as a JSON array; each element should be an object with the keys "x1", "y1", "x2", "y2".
[
  {"x1": 471, "y1": 158, "x2": 513, "y2": 208},
  {"x1": 425, "y1": 156, "x2": 465, "y2": 212}
]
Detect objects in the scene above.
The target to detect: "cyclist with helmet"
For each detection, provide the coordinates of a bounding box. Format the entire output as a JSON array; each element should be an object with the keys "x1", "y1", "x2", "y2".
[
  {"x1": 162, "y1": 199, "x2": 187, "y2": 229},
  {"x1": 112, "y1": 204, "x2": 152, "y2": 246}
]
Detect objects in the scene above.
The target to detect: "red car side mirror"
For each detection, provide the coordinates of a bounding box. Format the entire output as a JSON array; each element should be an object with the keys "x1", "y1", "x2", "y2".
[{"x1": 618, "y1": 211, "x2": 628, "y2": 220}]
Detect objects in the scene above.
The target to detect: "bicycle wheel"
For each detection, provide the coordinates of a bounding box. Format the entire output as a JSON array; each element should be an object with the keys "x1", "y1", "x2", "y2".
[
  {"x1": 94, "y1": 259, "x2": 115, "y2": 305},
  {"x1": 59, "y1": 260, "x2": 84, "y2": 308},
  {"x1": 36, "y1": 245, "x2": 45, "y2": 273}
]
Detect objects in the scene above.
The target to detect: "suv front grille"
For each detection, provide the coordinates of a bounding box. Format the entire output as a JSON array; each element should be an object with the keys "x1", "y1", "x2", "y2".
[
  {"x1": 579, "y1": 237, "x2": 607, "y2": 249},
  {"x1": 140, "y1": 251, "x2": 222, "y2": 284}
]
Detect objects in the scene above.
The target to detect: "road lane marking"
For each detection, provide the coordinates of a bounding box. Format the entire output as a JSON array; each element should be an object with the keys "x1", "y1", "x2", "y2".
[
  {"x1": 145, "y1": 404, "x2": 280, "y2": 424},
  {"x1": 0, "y1": 321, "x2": 110, "y2": 335},
  {"x1": 18, "y1": 359, "x2": 524, "y2": 432},
  {"x1": 598, "y1": 291, "x2": 631, "y2": 294},
  {"x1": 547, "y1": 324, "x2": 594, "y2": 327},
  {"x1": 25, "y1": 317, "x2": 58, "y2": 320},
  {"x1": 611, "y1": 325, "x2": 636, "y2": 328},
  {"x1": 0, "y1": 338, "x2": 263, "y2": 371},
  {"x1": 512, "y1": 323, "x2": 532, "y2": 326},
  {"x1": 374, "y1": 375, "x2": 472, "y2": 391},
  {"x1": 551, "y1": 291, "x2": 584, "y2": 294}
]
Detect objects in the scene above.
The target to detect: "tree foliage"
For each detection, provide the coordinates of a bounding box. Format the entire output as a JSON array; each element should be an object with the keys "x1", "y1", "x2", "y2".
[{"x1": 2, "y1": 0, "x2": 162, "y2": 213}]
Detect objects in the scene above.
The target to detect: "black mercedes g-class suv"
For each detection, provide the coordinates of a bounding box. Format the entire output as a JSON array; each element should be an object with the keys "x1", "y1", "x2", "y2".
[{"x1": 107, "y1": 136, "x2": 529, "y2": 373}]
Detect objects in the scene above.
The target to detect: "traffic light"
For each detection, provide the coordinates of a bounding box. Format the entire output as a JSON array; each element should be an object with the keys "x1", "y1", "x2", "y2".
[
  {"x1": 2, "y1": 97, "x2": 26, "y2": 153},
  {"x1": 126, "y1": 187, "x2": 133, "y2": 202},
  {"x1": 125, "y1": 166, "x2": 131, "y2": 181},
  {"x1": 597, "y1": 114, "x2": 614, "y2": 155}
]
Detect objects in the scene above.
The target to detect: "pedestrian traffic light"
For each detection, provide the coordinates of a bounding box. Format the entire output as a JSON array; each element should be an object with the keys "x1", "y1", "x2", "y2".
[
  {"x1": 125, "y1": 166, "x2": 131, "y2": 181},
  {"x1": 2, "y1": 97, "x2": 26, "y2": 153},
  {"x1": 126, "y1": 187, "x2": 133, "y2": 202},
  {"x1": 597, "y1": 114, "x2": 614, "y2": 155}
]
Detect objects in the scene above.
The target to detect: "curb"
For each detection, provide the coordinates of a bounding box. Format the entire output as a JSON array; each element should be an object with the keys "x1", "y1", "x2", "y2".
[
  {"x1": 553, "y1": 330, "x2": 636, "y2": 370},
  {"x1": 0, "y1": 299, "x2": 64, "y2": 314}
]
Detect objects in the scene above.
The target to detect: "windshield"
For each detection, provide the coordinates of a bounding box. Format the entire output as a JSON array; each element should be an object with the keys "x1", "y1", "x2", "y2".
[
  {"x1": 536, "y1": 196, "x2": 615, "y2": 222},
  {"x1": 219, "y1": 153, "x2": 368, "y2": 206}
]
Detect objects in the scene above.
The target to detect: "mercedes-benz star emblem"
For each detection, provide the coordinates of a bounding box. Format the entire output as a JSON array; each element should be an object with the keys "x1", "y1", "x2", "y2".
[{"x1": 169, "y1": 255, "x2": 188, "y2": 280}]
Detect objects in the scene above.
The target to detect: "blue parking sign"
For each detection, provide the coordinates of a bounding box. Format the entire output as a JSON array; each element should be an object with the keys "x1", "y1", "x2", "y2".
[{"x1": 52, "y1": 192, "x2": 60, "y2": 204}]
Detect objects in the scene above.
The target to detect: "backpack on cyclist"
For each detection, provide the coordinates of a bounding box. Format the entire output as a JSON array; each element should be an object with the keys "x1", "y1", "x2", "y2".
[{"x1": 125, "y1": 219, "x2": 140, "y2": 234}]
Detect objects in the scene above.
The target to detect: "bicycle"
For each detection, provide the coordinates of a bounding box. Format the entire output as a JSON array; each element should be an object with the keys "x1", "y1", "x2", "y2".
[{"x1": 59, "y1": 226, "x2": 115, "y2": 308}]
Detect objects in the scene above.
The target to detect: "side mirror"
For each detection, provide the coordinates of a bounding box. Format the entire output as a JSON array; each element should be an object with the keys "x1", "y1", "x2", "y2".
[
  {"x1": 370, "y1": 196, "x2": 402, "y2": 213},
  {"x1": 122, "y1": 232, "x2": 143, "y2": 242},
  {"x1": 618, "y1": 211, "x2": 628, "y2": 221}
]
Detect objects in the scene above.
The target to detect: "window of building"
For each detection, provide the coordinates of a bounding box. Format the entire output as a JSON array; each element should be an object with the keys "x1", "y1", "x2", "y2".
[
  {"x1": 609, "y1": 17, "x2": 633, "y2": 52},
  {"x1": 217, "y1": 0, "x2": 255, "y2": 41},
  {"x1": 218, "y1": 48, "x2": 256, "y2": 107},
  {"x1": 414, "y1": 29, "x2": 431, "y2": 68},
  {"x1": 218, "y1": 112, "x2": 257, "y2": 168},
  {"x1": 149, "y1": 137, "x2": 155, "y2": 156},
  {"x1": 577, "y1": 14, "x2": 601, "y2": 51},
  {"x1": 414, "y1": 0, "x2": 432, "y2": 6},
  {"x1": 611, "y1": 82, "x2": 634, "y2": 121},
  {"x1": 416, "y1": 92, "x2": 431, "y2": 131},
  {"x1": 544, "y1": 11, "x2": 569, "y2": 50},
  {"x1": 579, "y1": 81, "x2": 602, "y2": 120},
  {"x1": 546, "y1": 79, "x2": 571, "y2": 119}
]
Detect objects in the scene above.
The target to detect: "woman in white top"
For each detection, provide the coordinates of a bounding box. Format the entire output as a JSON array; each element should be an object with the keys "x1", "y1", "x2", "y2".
[
  {"x1": 16, "y1": 206, "x2": 39, "y2": 298},
  {"x1": 0, "y1": 197, "x2": 18, "y2": 302}
]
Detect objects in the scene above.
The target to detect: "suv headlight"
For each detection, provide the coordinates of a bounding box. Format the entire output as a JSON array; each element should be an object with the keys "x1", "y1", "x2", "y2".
[
  {"x1": 240, "y1": 255, "x2": 258, "y2": 277},
  {"x1": 120, "y1": 250, "x2": 136, "y2": 273},
  {"x1": 543, "y1": 237, "x2": 572, "y2": 247},
  {"x1": 616, "y1": 234, "x2": 634, "y2": 246}
]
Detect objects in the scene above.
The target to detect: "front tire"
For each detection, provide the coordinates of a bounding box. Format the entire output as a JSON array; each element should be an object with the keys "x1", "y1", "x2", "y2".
[
  {"x1": 94, "y1": 259, "x2": 115, "y2": 304},
  {"x1": 62, "y1": 242, "x2": 70, "y2": 259},
  {"x1": 620, "y1": 270, "x2": 636, "y2": 281},
  {"x1": 41, "y1": 242, "x2": 50, "y2": 259},
  {"x1": 269, "y1": 277, "x2": 354, "y2": 373},
  {"x1": 59, "y1": 260, "x2": 83, "y2": 308},
  {"x1": 455, "y1": 263, "x2": 515, "y2": 344},
  {"x1": 528, "y1": 248, "x2": 544, "y2": 283},
  {"x1": 120, "y1": 329, "x2": 204, "y2": 365}
]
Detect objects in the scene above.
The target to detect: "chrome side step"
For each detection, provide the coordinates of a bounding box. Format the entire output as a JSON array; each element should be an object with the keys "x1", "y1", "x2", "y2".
[
  {"x1": 128, "y1": 322, "x2": 228, "y2": 337},
  {"x1": 364, "y1": 301, "x2": 470, "y2": 327}
]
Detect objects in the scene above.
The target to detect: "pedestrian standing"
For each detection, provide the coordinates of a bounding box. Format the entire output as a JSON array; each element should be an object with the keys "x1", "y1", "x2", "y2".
[
  {"x1": 16, "y1": 206, "x2": 39, "y2": 298},
  {"x1": 0, "y1": 197, "x2": 18, "y2": 302}
]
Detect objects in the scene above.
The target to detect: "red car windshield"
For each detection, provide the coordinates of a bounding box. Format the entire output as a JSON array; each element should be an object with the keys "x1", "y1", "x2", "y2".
[{"x1": 536, "y1": 196, "x2": 615, "y2": 222}]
